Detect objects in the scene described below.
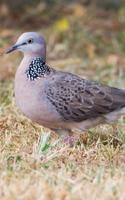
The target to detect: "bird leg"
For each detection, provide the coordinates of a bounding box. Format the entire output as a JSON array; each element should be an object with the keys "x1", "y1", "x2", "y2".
[
  {"x1": 53, "y1": 128, "x2": 88, "y2": 146},
  {"x1": 53, "y1": 129, "x2": 76, "y2": 147}
]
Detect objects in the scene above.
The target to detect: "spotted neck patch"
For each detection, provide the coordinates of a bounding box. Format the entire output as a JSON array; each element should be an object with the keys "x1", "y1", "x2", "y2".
[{"x1": 25, "y1": 57, "x2": 51, "y2": 81}]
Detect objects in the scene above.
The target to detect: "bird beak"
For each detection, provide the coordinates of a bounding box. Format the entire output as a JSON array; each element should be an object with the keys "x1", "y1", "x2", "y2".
[{"x1": 5, "y1": 44, "x2": 20, "y2": 54}]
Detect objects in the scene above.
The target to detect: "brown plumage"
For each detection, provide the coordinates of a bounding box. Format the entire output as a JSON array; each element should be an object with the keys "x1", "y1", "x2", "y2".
[{"x1": 45, "y1": 71, "x2": 125, "y2": 122}]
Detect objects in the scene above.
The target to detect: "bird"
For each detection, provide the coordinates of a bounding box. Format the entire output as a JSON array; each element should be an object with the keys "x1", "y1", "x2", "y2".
[{"x1": 5, "y1": 32, "x2": 125, "y2": 141}]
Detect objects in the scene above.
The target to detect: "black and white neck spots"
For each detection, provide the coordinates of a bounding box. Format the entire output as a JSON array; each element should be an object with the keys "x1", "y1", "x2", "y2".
[{"x1": 25, "y1": 58, "x2": 51, "y2": 81}]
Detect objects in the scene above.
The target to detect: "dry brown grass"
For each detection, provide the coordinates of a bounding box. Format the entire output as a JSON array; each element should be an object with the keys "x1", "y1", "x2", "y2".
[{"x1": 1, "y1": 4, "x2": 125, "y2": 200}]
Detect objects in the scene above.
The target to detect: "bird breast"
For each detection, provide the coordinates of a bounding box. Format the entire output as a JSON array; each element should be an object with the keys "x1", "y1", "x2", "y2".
[{"x1": 14, "y1": 67, "x2": 63, "y2": 128}]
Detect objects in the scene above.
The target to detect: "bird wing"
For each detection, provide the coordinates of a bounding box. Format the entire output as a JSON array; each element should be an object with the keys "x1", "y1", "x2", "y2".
[{"x1": 45, "y1": 72, "x2": 125, "y2": 122}]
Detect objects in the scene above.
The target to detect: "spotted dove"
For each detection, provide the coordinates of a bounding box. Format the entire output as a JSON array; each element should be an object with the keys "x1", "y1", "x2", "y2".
[{"x1": 6, "y1": 32, "x2": 125, "y2": 137}]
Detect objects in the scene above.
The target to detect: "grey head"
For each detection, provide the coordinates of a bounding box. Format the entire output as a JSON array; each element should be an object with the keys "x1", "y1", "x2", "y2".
[{"x1": 6, "y1": 32, "x2": 46, "y2": 61}]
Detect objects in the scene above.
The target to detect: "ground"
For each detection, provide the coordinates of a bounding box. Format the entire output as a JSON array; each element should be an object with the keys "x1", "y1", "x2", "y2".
[{"x1": 1, "y1": 3, "x2": 125, "y2": 200}]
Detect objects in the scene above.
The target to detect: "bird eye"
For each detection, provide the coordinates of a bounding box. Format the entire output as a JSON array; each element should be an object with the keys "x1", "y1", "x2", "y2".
[{"x1": 27, "y1": 39, "x2": 33, "y2": 44}]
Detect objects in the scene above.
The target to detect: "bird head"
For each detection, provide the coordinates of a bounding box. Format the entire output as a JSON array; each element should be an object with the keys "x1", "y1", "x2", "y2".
[{"x1": 6, "y1": 32, "x2": 46, "y2": 61}]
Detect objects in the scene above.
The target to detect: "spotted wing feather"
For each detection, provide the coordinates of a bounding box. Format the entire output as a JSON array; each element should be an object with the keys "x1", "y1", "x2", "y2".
[{"x1": 45, "y1": 72, "x2": 125, "y2": 122}]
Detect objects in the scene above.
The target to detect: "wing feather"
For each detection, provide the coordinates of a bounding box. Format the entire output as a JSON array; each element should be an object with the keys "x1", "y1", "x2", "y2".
[{"x1": 45, "y1": 72, "x2": 125, "y2": 122}]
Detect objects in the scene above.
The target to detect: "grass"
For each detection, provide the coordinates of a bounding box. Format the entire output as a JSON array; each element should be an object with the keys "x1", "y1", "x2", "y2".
[{"x1": 1, "y1": 4, "x2": 125, "y2": 200}]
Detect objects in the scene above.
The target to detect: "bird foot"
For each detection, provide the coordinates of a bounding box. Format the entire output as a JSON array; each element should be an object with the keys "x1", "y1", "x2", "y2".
[
  {"x1": 63, "y1": 135, "x2": 76, "y2": 147},
  {"x1": 53, "y1": 129, "x2": 75, "y2": 147}
]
